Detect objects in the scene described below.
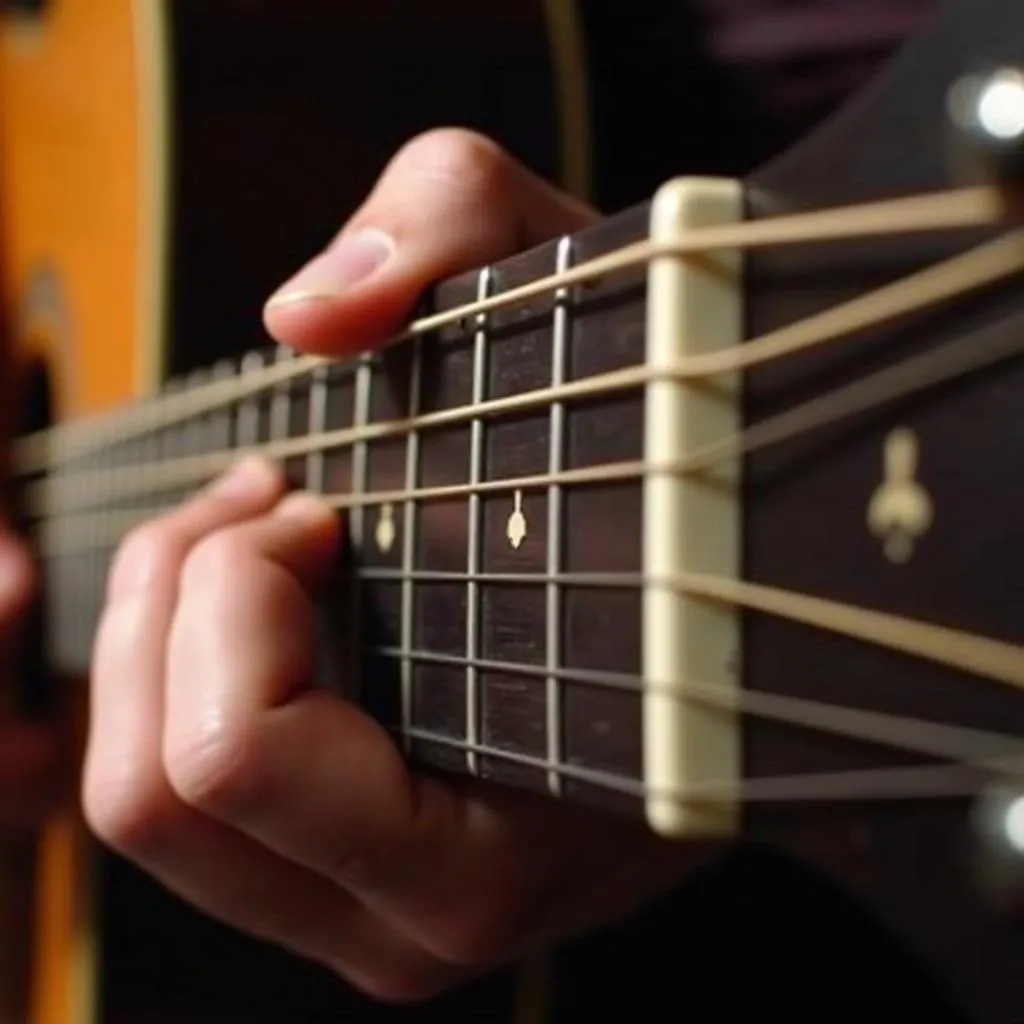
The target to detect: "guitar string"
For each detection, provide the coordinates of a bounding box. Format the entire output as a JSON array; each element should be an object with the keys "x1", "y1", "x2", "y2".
[
  {"x1": 17, "y1": 187, "x2": 1024, "y2": 807},
  {"x1": 388, "y1": 733, "x2": 999, "y2": 805},
  {"x1": 371, "y1": 650, "x2": 1024, "y2": 767},
  {"x1": 23, "y1": 237, "x2": 1024, "y2": 749},
  {"x1": 44, "y1": 603, "x2": 1024, "y2": 804},
  {"x1": 10, "y1": 183, "x2": 1005, "y2": 474},
  {"x1": 40, "y1": 557, "x2": 1024, "y2": 804},
  {"x1": 21, "y1": 223, "x2": 1024, "y2": 517},
  {"x1": 34, "y1": 257, "x2": 1024, "y2": 547},
  {"x1": 376, "y1": 628, "x2": 1024, "y2": 806}
]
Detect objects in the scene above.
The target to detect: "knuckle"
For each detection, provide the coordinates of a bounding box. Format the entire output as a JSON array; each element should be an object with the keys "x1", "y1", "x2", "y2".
[{"x1": 165, "y1": 720, "x2": 263, "y2": 818}]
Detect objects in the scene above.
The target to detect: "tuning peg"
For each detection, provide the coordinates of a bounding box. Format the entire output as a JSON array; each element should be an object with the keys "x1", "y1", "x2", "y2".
[
  {"x1": 948, "y1": 67, "x2": 1024, "y2": 204},
  {"x1": 970, "y1": 783, "x2": 1024, "y2": 917}
]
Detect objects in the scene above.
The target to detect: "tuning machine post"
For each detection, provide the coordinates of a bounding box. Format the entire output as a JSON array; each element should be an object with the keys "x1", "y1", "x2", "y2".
[
  {"x1": 948, "y1": 66, "x2": 1024, "y2": 213},
  {"x1": 970, "y1": 783, "x2": 1024, "y2": 917}
]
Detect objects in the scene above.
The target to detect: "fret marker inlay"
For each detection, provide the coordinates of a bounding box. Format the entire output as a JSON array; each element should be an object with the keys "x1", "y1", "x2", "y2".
[
  {"x1": 376, "y1": 502, "x2": 397, "y2": 553},
  {"x1": 507, "y1": 490, "x2": 527, "y2": 550}
]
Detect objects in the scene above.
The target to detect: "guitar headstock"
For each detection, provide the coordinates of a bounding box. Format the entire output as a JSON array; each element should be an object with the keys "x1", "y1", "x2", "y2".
[{"x1": 733, "y1": 0, "x2": 1024, "y2": 1017}]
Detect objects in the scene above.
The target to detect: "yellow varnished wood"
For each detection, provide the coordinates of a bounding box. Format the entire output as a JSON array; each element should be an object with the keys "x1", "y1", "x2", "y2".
[
  {"x1": 0, "y1": 0, "x2": 149, "y2": 416},
  {"x1": 0, "y1": 3, "x2": 164, "y2": 1023}
]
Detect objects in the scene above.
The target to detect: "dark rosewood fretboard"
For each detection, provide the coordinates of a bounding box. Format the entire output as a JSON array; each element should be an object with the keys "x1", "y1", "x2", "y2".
[{"x1": 27, "y1": 200, "x2": 661, "y2": 821}]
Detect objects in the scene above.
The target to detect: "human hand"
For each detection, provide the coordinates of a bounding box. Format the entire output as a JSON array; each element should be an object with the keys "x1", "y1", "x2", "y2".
[{"x1": 82, "y1": 129, "x2": 718, "y2": 1001}]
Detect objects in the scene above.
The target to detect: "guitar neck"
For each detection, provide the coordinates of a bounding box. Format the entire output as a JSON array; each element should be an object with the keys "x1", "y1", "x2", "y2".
[{"x1": 19, "y1": 181, "x2": 744, "y2": 834}]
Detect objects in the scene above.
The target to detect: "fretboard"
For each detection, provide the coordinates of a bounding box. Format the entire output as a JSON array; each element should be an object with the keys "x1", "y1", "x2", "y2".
[{"x1": 21, "y1": 199, "x2": 663, "y2": 819}]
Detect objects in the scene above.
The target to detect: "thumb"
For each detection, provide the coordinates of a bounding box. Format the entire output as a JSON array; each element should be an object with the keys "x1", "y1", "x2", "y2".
[{"x1": 263, "y1": 128, "x2": 598, "y2": 355}]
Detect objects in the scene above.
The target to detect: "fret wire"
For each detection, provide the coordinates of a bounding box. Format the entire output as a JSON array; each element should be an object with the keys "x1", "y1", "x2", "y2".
[
  {"x1": 197, "y1": 365, "x2": 218, "y2": 470},
  {"x1": 350, "y1": 358, "x2": 372, "y2": 546},
  {"x1": 270, "y1": 347, "x2": 293, "y2": 455},
  {"x1": 349, "y1": 356, "x2": 372, "y2": 705},
  {"x1": 465, "y1": 268, "x2": 494, "y2": 777},
  {"x1": 400, "y1": 338, "x2": 424, "y2": 754},
  {"x1": 210, "y1": 361, "x2": 237, "y2": 453},
  {"x1": 307, "y1": 364, "x2": 328, "y2": 493},
  {"x1": 546, "y1": 236, "x2": 573, "y2": 798},
  {"x1": 269, "y1": 355, "x2": 290, "y2": 454},
  {"x1": 308, "y1": 363, "x2": 343, "y2": 695},
  {"x1": 84, "y1": 447, "x2": 101, "y2": 664},
  {"x1": 237, "y1": 352, "x2": 265, "y2": 448},
  {"x1": 186, "y1": 368, "x2": 210, "y2": 461},
  {"x1": 90, "y1": 443, "x2": 108, "y2": 656}
]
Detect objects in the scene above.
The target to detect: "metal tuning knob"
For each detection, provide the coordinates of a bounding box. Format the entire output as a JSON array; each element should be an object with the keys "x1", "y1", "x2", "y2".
[
  {"x1": 948, "y1": 67, "x2": 1024, "y2": 208},
  {"x1": 971, "y1": 784, "x2": 1024, "y2": 918}
]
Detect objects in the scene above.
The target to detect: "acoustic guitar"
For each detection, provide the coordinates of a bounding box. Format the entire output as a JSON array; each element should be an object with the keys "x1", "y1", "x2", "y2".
[
  {"x1": 7, "y1": 0, "x2": 1024, "y2": 1022},
  {"x1": 0, "y1": 1, "x2": 607, "y2": 1021}
]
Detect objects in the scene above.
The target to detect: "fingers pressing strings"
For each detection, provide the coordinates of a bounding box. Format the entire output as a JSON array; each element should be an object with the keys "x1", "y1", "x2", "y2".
[{"x1": 84, "y1": 459, "x2": 460, "y2": 1000}]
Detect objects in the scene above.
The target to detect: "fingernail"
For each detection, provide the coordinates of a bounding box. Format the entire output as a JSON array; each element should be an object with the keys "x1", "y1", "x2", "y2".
[
  {"x1": 212, "y1": 456, "x2": 281, "y2": 498},
  {"x1": 266, "y1": 228, "x2": 395, "y2": 309},
  {"x1": 274, "y1": 491, "x2": 336, "y2": 523}
]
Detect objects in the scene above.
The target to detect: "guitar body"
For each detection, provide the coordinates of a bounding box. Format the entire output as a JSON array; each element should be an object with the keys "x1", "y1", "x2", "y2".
[{"x1": 0, "y1": 1, "x2": 599, "y2": 1021}]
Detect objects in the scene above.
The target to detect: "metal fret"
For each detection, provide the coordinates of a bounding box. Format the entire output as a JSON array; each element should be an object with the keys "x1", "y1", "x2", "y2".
[
  {"x1": 209, "y1": 361, "x2": 237, "y2": 453},
  {"x1": 307, "y1": 364, "x2": 329, "y2": 493},
  {"x1": 349, "y1": 356, "x2": 372, "y2": 704},
  {"x1": 237, "y1": 351, "x2": 266, "y2": 448},
  {"x1": 159, "y1": 377, "x2": 184, "y2": 460},
  {"x1": 269, "y1": 352, "x2": 291, "y2": 480},
  {"x1": 270, "y1": 347, "x2": 293, "y2": 451},
  {"x1": 466, "y1": 268, "x2": 493, "y2": 776},
  {"x1": 185, "y1": 369, "x2": 211, "y2": 498},
  {"x1": 400, "y1": 339, "x2": 424, "y2": 752},
  {"x1": 81, "y1": 449, "x2": 102, "y2": 665},
  {"x1": 546, "y1": 236, "x2": 573, "y2": 796},
  {"x1": 350, "y1": 357, "x2": 372, "y2": 545},
  {"x1": 185, "y1": 369, "x2": 210, "y2": 458}
]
